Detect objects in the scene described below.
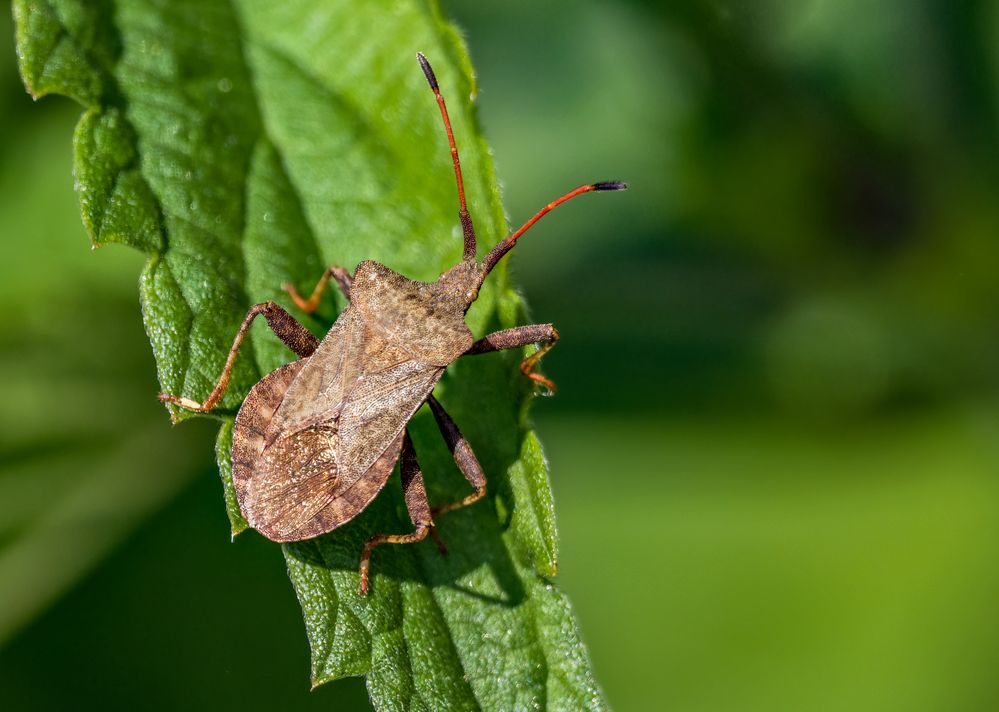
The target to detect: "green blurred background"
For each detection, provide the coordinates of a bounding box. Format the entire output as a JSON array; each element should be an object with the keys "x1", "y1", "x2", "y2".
[{"x1": 3, "y1": 1, "x2": 999, "y2": 710}]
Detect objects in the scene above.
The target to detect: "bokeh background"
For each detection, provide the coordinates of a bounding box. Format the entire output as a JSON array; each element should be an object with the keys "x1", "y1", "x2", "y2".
[{"x1": 3, "y1": 1, "x2": 999, "y2": 709}]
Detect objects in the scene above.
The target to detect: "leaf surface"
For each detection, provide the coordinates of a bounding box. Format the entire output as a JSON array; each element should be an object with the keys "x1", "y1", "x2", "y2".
[{"x1": 14, "y1": 0, "x2": 605, "y2": 708}]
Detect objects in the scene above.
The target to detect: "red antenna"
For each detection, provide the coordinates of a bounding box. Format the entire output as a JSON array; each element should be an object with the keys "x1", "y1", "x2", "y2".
[
  {"x1": 417, "y1": 52, "x2": 477, "y2": 262},
  {"x1": 482, "y1": 181, "x2": 628, "y2": 275}
]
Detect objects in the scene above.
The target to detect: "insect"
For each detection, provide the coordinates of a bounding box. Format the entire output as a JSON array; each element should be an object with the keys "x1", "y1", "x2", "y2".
[{"x1": 159, "y1": 53, "x2": 626, "y2": 595}]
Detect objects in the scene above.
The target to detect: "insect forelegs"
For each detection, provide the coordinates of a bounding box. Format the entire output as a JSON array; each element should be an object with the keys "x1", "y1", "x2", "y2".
[
  {"x1": 464, "y1": 323, "x2": 561, "y2": 394},
  {"x1": 358, "y1": 430, "x2": 434, "y2": 596}
]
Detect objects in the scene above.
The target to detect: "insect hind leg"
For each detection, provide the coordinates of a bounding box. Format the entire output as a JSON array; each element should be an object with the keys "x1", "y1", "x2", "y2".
[{"x1": 358, "y1": 430, "x2": 434, "y2": 596}]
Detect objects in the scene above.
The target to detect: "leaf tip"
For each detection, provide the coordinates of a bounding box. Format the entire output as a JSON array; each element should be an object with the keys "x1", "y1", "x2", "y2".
[
  {"x1": 230, "y1": 524, "x2": 249, "y2": 541},
  {"x1": 309, "y1": 671, "x2": 337, "y2": 691}
]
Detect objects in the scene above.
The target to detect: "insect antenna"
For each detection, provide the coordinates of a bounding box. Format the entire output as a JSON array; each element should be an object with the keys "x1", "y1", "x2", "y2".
[
  {"x1": 481, "y1": 181, "x2": 628, "y2": 276},
  {"x1": 417, "y1": 52, "x2": 477, "y2": 262}
]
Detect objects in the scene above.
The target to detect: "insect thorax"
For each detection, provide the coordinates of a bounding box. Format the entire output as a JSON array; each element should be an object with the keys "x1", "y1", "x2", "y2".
[{"x1": 351, "y1": 260, "x2": 475, "y2": 365}]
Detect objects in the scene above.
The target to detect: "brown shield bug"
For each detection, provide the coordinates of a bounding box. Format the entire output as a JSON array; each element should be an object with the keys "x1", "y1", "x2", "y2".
[{"x1": 159, "y1": 53, "x2": 626, "y2": 595}]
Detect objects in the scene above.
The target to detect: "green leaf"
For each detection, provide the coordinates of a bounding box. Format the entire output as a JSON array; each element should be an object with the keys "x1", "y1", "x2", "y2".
[
  {"x1": 14, "y1": 0, "x2": 605, "y2": 707},
  {"x1": 0, "y1": 283, "x2": 208, "y2": 646},
  {"x1": 0, "y1": 49, "x2": 208, "y2": 646}
]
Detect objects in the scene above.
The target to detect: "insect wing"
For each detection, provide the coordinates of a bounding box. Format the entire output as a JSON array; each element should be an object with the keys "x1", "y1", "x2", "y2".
[
  {"x1": 233, "y1": 358, "x2": 409, "y2": 541},
  {"x1": 250, "y1": 424, "x2": 404, "y2": 542},
  {"x1": 267, "y1": 304, "x2": 444, "y2": 483},
  {"x1": 237, "y1": 305, "x2": 443, "y2": 541},
  {"x1": 335, "y1": 355, "x2": 443, "y2": 481},
  {"x1": 264, "y1": 305, "x2": 362, "y2": 439}
]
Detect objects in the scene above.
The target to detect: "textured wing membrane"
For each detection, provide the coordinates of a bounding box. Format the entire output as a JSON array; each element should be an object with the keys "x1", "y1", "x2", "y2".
[
  {"x1": 249, "y1": 424, "x2": 340, "y2": 539},
  {"x1": 338, "y1": 357, "x2": 443, "y2": 478},
  {"x1": 232, "y1": 357, "x2": 405, "y2": 541},
  {"x1": 249, "y1": 426, "x2": 404, "y2": 542},
  {"x1": 233, "y1": 303, "x2": 443, "y2": 542},
  {"x1": 263, "y1": 307, "x2": 358, "y2": 440},
  {"x1": 267, "y1": 304, "x2": 444, "y2": 485},
  {"x1": 232, "y1": 360, "x2": 307, "y2": 533}
]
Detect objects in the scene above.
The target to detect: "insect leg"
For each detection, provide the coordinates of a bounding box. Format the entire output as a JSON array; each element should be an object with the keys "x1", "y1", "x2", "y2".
[
  {"x1": 358, "y1": 430, "x2": 433, "y2": 596},
  {"x1": 158, "y1": 301, "x2": 318, "y2": 413},
  {"x1": 463, "y1": 323, "x2": 560, "y2": 394},
  {"x1": 282, "y1": 265, "x2": 353, "y2": 313},
  {"x1": 426, "y1": 395, "x2": 487, "y2": 517}
]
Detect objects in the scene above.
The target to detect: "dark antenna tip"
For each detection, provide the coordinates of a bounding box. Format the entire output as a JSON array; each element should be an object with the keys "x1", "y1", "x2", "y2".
[
  {"x1": 592, "y1": 181, "x2": 629, "y2": 191},
  {"x1": 416, "y1": 52, "x2": 438, "y2": 90}
]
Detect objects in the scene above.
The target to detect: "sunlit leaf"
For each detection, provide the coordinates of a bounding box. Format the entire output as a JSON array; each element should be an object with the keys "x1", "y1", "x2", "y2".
[{"x1": 14, "y1": 0, "x2": 605, "y2": 707}]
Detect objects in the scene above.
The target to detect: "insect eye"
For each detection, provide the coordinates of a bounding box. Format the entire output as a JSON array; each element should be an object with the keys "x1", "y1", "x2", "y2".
[{"x1": 466, "y1": 288, "x2": 479, "y2": 301}]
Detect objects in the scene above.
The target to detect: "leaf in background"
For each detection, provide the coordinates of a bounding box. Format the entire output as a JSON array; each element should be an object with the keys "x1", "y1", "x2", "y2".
[
  {"x1": 0, "y1": 280, "x2": 210, "y2": 647},
  {"x1": 14, "y1": 0, "x2": 605, "y2": 707},
  {"x1": 0, "y1": 24, "x2": 211, "y2": 647}
]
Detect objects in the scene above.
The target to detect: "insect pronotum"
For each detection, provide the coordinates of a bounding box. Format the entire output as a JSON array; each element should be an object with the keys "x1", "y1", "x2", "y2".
[{"x1": 159, "y1": 53, "x2": 626, "y2": 594}]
